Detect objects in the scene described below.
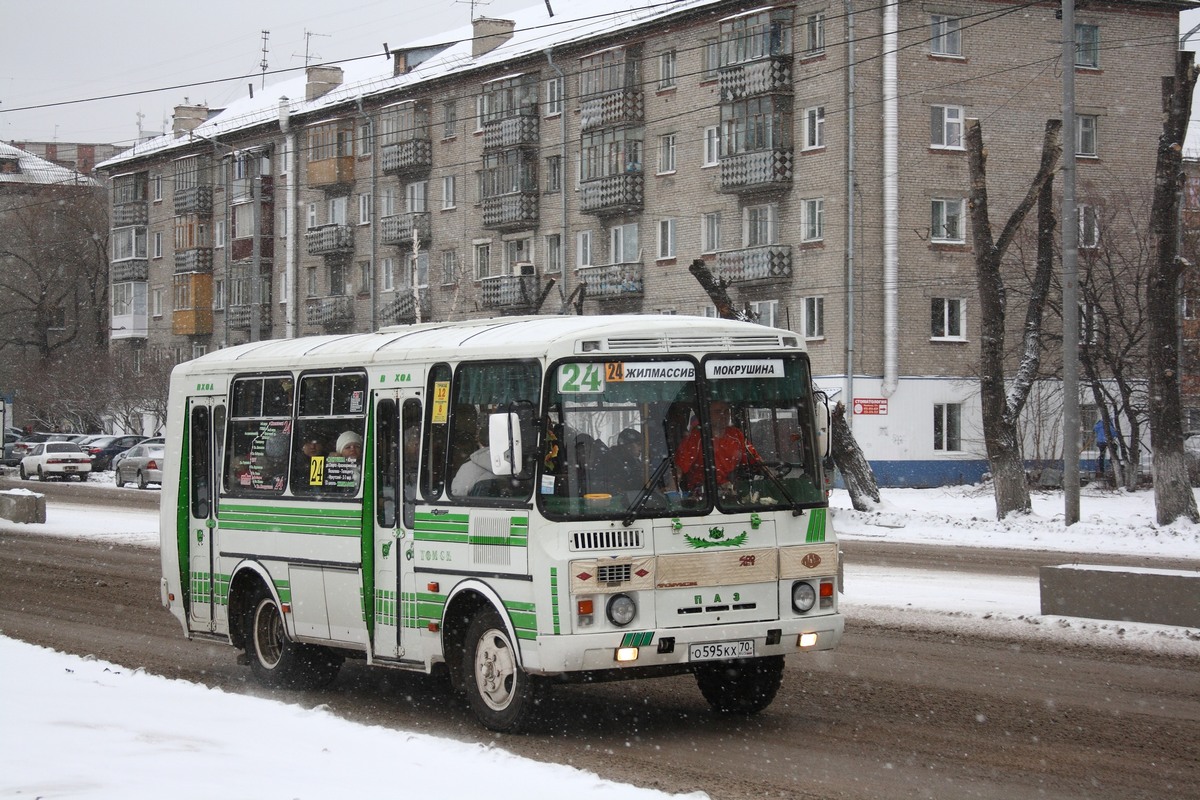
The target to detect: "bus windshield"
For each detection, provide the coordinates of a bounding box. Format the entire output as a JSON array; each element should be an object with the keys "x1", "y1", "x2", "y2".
[{"x1": 539, "y1": 354, "x2": 824, "y2": 520}]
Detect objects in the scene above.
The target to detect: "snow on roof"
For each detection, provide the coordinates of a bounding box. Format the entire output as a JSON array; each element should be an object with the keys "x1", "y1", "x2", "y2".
[
  {"x1": 0, "y1": 141, "x2": 98, "y2": 188},
  {"x1": 96, "y1": 0, "x2": 722, "y2": 171}
]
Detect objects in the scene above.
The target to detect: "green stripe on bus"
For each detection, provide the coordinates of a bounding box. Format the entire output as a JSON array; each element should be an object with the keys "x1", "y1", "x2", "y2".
[
  {"x1": 414, "y1": 512, "x2": 470, "y2": 524},
  {"x1": 550, "y1": 568, "x2": 560, "y2": 635},
  {"x1": 220, "y1": 521, "x2": 362, "y2": 536},
  {"x1": 805, "y1": 508, "x2": 827, "y2": 543},
  {"x1": 220, "y1": 503, "x2": 363, "y2": 518},
  {"x1": 221, "y1": 512, "x2": 360, "y2": 529},
  {"x1": 620, "y1": 631, "x2": 655, "y2": 648}
]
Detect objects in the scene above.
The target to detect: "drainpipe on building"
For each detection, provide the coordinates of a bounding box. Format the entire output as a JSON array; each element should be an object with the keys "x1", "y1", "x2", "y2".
[
  {"x1": 844, "y1": 0, "x2": 857, "y2": 423},
  {"x1": 546, "y1": 48, "x2": 569, "y2": 312},
  {"x1": 279, "y1": 97, "x2": 298, "y2": 339},
  {"x1": 881, "y1": 0, "x2": 899, "y2": 398},
  {"x1": 356, "y1": 98, "x2": 379, "y2": 330}
]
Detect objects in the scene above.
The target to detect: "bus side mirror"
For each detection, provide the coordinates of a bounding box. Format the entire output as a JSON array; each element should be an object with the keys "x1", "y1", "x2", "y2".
[
  {"x1": 814, "y1": 395, "x2": 831, "y2": 460},
  {"x1": 488, "y1": 412, "x2": 522, "y2": 477}
]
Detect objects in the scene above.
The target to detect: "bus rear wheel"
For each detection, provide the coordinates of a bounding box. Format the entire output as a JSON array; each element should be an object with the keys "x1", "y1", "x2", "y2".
[
  {"x1": 695, "y1": 655, "x2": 784, "y2": 714},
  {"x1": 245, "y1": 588, "x2": 342, "y2": 690},
  {"x1": 461, "y1": 607, "x2": 542, "y2": 733}
]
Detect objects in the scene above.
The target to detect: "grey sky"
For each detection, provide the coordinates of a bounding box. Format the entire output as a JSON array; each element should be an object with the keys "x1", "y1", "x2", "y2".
[{"x1": 0, "y1": 0, "x2": 534, "y2": 146}]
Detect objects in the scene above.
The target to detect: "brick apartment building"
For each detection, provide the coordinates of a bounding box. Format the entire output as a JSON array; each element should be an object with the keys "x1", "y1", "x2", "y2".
[{"x1": 95, "y1": 0, "x2": 1189, "y2": 485}]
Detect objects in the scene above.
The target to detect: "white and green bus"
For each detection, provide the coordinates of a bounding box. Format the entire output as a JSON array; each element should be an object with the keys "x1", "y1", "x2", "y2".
[{"x1": 159, "y1": 314, "x2": 843, "y2": 731}]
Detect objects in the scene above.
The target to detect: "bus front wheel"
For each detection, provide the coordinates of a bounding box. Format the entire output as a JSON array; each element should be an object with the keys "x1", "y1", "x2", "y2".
[
  {"x1": 694, "y1": 655, "x2": 784, "y2": 714},
  {"x1": 245, "y1": 588, "x2": 342, "y2": 690},
  {"x1": 461, "y1": 607, "x2": 542, "y2": 733}
]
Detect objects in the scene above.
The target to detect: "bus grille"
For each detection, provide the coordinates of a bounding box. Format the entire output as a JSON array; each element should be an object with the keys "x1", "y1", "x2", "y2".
[
  {"x1": 602, "y1": 334, "x2": 791, "y2": 352},
  {"x1": 571, "y1": 528, "x2": 644, "y2": 551},
  {"x1": 596, "y1": 562, "x2": 632, "y2": 584}
]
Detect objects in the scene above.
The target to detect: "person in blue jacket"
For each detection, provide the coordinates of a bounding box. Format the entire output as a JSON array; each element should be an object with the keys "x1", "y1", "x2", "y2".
[{"x1": 1093, "y1": 418, "x2": 1112, "y2": 477}]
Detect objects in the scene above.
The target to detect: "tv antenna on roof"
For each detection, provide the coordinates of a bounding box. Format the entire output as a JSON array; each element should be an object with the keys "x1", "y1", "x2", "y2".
[
  {"x1": 293, "y1": 29, "x2": 330, "y2": 66},
  {"x1": 259, "y1": 30, "x2": 270, "y2": 88},
  {"x1": 455, "y1": 0, "x2": 491, "y2": 20}
]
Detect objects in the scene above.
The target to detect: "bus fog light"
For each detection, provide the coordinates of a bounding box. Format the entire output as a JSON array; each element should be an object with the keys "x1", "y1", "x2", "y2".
[
  {"x1": 792, "y1": 581, "x2": 817, "y2": 613},
  {"x1": 798, "y1": 632, "x2": 818, "y2": 648},
  {"x1": 615, "y1": 646, "x2": 639, "y2": 662},
  {"x1": 606, "y1": 593, "x2": 637, "y2": 627}
]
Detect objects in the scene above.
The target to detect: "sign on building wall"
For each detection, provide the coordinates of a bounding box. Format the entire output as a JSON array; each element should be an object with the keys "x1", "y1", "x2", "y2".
[{"x1": 853, "y1": 398, "x2": 888, "y2": 416}]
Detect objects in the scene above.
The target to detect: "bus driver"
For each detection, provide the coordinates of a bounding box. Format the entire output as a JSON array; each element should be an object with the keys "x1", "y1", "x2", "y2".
[{"x1": 674, "y1": 401, "x2": 758, "y2": 494}]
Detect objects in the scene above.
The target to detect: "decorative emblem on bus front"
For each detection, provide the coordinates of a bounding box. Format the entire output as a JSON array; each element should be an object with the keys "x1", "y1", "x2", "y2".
[
  {"x1": 801, "y1": 552, "x2": 822, "y2": 569},
  {"x1": 683, "y1": 527, "x2": 749, "y2": 549}
]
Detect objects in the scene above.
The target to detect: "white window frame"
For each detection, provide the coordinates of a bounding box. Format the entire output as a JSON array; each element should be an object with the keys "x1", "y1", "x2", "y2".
[
  {"x1": 577, "y1": 230, "x2": 593, "y2": 267},
  {"x1": 328, "y1": 196, "x2": 348, "y2": 225},
  {"x1": 933, "y1": 403, "x2": 962, "y2": 451},
  {"x1": 411, "y1": 251, "x2": 430, "y2": 288},
  {"x1": 152, "y1": 287, "x2": 164, "y2": 318},
  {"x1": 701, "y1": 212, "x2": 721, "y2": 254},
  {"x1": 701, "y1": 39, "x2": 720, "y2": 80},
  {"x1": 931, "y1": 297, "x2": 966, "y2": 340},
  {"x1": 803, "y1": 296, "x2": 825, "y2": 340},
  {"x1": 1079, "y1": 205, "x2": 1100, "y2": 249},
  {"x1": 803, "y1": 106, "x2": 825, "y2": 150},
  {"x1": 214, "y1": 219, "x2": 226, "y2": 248},
  {"x1": 658, "y1": 50, "x2": 677, "y2": 90},
  {"x1": 405, "y1": 181, "x2": 428, "y2": 213},
  {"x1": 503, "y1": 237, "x2": 532, "y2": 275},
  {"x1": 931, "y1": 105, "x2": 965, "y2": 150},
  {"x1": 802, "y1": 198, "x2": 825, "y2": 242},
  {"x1": 545, "y1": 233, "x2": 562, "y2": 274},
  {"x1": 213, "y1": 278, "x2": 225, "y2": 311},
  {"x1": 441, "y1": 250, "x2": 459, "y2": 285},
  {"x1": 442, "y1": 175, "x2": 457, "y2": 210},
  {"x1": 1077, "y1": 115, "x2": 1098, "y2": 158},
  {"x1": 657, "y1": 133, "x2": 677, "y2": 174},
  {"x1": 152, "y1": 231, "x2": 163, "y2": 259},
  {"x1": 750, "y1": 299, "x2": 779, "y2": 328},
  {"x1": 358, "y1": 192, "x2": 372, "y2": 225},
  {"x1": 657, "y1": 218, "x2": 676, "y2": 260},
  {"x1": 545, "y1": 76, "x2": 564, "y2": 116},
  {"x1": 930, "y1": 15, "x2": 962, "y2": 57},
  {"x1": 744, "y1": 203, "x2": 778, "y2": 247},
  {"x1": 473, "y1": 241, "x2": 491, "y2": 280},
  {"x1": 1075, "y1": 23, "x2": 1100, "y2": 69},
  {"x1": 380, "y1": 187, "x2": 397, "y2": 218},
  {"x1": 442, "y1": 100, "x2": 457, "y2": 139},
  {"x1": 545, "y1": 155, "x2": 562, "y2": 193},
  {"x1": 703, "y1": 126, "x2": 720, "y2": 167},
  {"x1": 306, "y1": 202, "x2": 317, "y2": 230},
  {"x1": 382, "y1": 257, "x2": 396, "y2": 292},
  {"x1": 804, "y1": 13, "x2": 825, "y2": 55},
  {"x1": 931, "y1": 198, "x2": 966, "y2": 243},
  {"x1": 1079, "y1": 301, "x2": 1100, "y2": 344},
  {"x1": 610, "y1": 223, "x2": 638, "y2": 264}
]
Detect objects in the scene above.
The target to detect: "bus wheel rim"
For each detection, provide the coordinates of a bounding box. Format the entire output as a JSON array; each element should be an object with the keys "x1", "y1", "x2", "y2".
[{"x1": 474, "y1": 627, "x2": 517, "y2": 711}]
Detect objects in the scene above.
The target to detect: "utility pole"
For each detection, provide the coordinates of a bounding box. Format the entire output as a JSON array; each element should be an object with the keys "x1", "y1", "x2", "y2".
[
  {"x1": 1062, "y1": 0, "x2": 1081, "y2": 524},
  {"x1": 260, "y1": 30, "x2": 270, "y2": 89}
]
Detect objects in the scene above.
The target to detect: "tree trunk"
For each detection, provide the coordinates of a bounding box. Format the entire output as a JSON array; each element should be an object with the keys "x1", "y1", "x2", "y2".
[
  {"x1": 965, "y1": 118, "x2": 1062, "y2": 518},
  {"x1": 1147, "y1": 52, "x2": 1200, "y2": 524},
  {"x1": 685, "y1": 259, "x2": 880, "y2": 509}
]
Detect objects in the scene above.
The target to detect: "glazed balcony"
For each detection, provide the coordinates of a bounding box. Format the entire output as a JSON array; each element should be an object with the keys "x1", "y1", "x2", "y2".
[
  {"x1": 580, "y1": 90, "x2": 644, "y2": 132},
  {"x1": 305, "y1": 295, "x2": 354, "y2": 329},
  {"x1": 482, "y1": 192, "x2": 539, "y2": 231},
  {"x1": 718, "y1": 56, "x2": 793, "y2": 101},
  {"x1": 718, "y1": 148, "x2": 793, "y2": 194},
  {"x1": 172, "y1": 308, "x2": 213, "y2": 336},
  {"x1": 480, "y1": 274, "x2": 539, "y2": 312},
  {"x1": 482, "y1": 115, "x2": 539, "y2": 151},
  {"x1": 174, "y1": 247, "x2": 213, "y2": 274},
  {"x1": 379, "y1": 289, "x2": 431, "y2": 326},
  {"x1": 307, "y1": 156, "x2": 355, "y2": 189},
  {"x1": 111, "y1": 260, "x2": 149, "y2": 282},
  {"x1": 173, "y1": 185, "x2": 213, "y2": 215},
  {"x1": 380, "y1": 212, "x2": 431, "y2": 248},
  {"x1": 305, "y1": 224, "x2": 355, "y2": 256},
  {"x1": 111, "y1": 308, "x2": 148, "y2": 340},
  {"x1": 576, "y1": 261, "x2": 644, "y2": 298},
  {"x1": 580, "y1": 173, "x2": 644, "y2": 217},
  {"x1": 381, "y1": 139, "x2": 433, "y2": 178},
  {"x1": 715, "y1": 245, "x2": 792, "y2": 283},
  {"x1": 112, "y1": 202, "x2": 148, "y2": 227}
]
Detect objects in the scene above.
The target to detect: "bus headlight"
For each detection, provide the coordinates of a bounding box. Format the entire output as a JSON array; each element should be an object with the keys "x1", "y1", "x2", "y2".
[
  {"x1": 791, "y1": 581, "x2": 817, "y2": 613},
  {"x1": 606, "y1": 593, "x2": 637, "y2": 627}
]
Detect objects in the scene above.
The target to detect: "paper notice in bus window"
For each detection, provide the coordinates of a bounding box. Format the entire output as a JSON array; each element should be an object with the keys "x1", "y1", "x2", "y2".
[
  {"x1": 705, "y1": 359, "x2": 785, "y2": 379},
  {"x1": 431, "y1": 381, "x2": 450, "y2": 424},
  {"x1": 350, "y1": 391, "x2": 364, "y2": 413}
]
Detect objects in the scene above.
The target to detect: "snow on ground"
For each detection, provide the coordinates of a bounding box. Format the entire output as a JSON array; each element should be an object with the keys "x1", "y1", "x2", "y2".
[{"x1": 1, "y1": 479, "x2": 1197, "y2": 798}]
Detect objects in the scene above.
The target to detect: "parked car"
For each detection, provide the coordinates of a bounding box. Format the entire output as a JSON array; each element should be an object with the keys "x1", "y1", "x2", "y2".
[
  {"x1": 84, "y1": 435, "x2": 147, "y2": 471},
  {"x1": 19, "y1": 442, "x2": 93, "y2": 481},
  {"x1": 8, "y1": 432, "x2": 58, "y2": 465},
  {"x1": 111, "y1": 436, "x2": 163, "y2": 474},
  {"x1": 2, "y1": 429, "x2": 22, "y2": 466},
  {"x1": 114, "y1": 442, "x2": 165, "y2": 489}
]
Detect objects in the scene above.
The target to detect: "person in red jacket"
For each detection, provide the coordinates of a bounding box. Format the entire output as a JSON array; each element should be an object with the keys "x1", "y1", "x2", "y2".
[{"x1": 674, "y1": 401, "x2": 758, "y2": 494}]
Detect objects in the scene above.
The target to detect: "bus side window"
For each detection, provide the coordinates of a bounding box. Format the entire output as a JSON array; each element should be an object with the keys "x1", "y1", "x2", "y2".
[
  {"x1": 421, "y1": 364, "x2": 452, "y2": 499},
  {"x1": 401, "y1": 399, "x2": 422, "y2": 528},
  {"x1": 190, "y1": 404, "x2": 211, "y2": 518},
  {"x1": 375, "y1": 399, "x2": 398, "y2": 528}
]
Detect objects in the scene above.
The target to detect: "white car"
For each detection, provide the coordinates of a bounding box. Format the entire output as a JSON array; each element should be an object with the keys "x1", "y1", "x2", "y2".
[{"x1": 19, "y1": 442, "x2": 93, "y2": 481}]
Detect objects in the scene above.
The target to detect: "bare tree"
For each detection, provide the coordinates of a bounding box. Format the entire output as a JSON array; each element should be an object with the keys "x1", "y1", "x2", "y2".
[
  {"x1": 964, "y1": 118, "x2": 1063, "y2": 518},
  {"x1": 1147, "y1": 51, "x2": 1200, "y2": 524}
]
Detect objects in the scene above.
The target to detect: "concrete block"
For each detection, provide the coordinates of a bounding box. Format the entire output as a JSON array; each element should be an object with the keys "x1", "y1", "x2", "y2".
[
  {"x1": 0, "y1": 489, "x2": 47, "y2": 524},
  {"x1": 1040, "y1": 564, "x2": 1200, "y2": 628}
]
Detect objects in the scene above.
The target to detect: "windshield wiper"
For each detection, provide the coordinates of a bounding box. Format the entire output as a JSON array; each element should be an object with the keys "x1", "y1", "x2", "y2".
[{"x1": 621, "y1": 456, "x2": 676, "y2": 527}]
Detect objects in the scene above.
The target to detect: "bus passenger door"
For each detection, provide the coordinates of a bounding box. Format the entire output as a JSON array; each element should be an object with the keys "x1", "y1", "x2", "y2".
[
  {"x1": 372, "y1": 392, "x2": 422, "y2": 660},
  {"x1": 186, "y1": 397, "x2": 224, "y2": 632}
]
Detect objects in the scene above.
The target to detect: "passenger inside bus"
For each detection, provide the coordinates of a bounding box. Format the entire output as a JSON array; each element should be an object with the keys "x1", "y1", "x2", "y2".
[
  {"x1": 450, "y1": 416, "x2": 495, "y2": 496},
  {"x1": 675, "y1": 401, "x2": 759, "y2": 495},
  {"x1": 604, "y1": 428, "x2": 645, "y2": 493}
]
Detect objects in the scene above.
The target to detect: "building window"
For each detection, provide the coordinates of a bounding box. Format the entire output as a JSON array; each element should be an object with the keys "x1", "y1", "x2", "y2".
[
  {"x1": 930, "y1": 15, "x2": 962, "y2": 56},
  {"x1": 745, "y1": 203, "x2": 778, "y2": 246},
  {"x1": 382, "y1": 257, "x2": 395, "y2": 291},
  {"x1": 803, "y1": 106, "x2": 825, "y2": 150},
  {"x1": 173, "y1": 276, "x2": 192, "y2": 311},
  {"x1": 358, "y1": 119, "x2": 373, "y2": 157},
  {"x1": 192, "y1": 343, "x2": 208, "y2": 360},
  {"x1": 577, "y1": 230, "x2": 593, "y2": 267},
  {"x1": 1077, "y1": 115, "x2": 1097, "y2": 157},
  {"x1": 750, "y1": 299, "x2": 779, "y2": 328},
  {"x1": 411, "y1": 251, "x2": 430, "y2": 288},
  {"x1": 329, "y1": 261, "x2": 349, "y2": 297},
  {"x1": 380, "y1": 186, "x2": 397, "y2": 218},
  {"x1": 658, "y1": 50, "x2": 677, "y2": 89},
  {"x1": 504, "y1": 238, "x2": 532, "y2": 274},
  {"x1": 306, "y1": 267, "x2": 318, "y2": 298},
  {"x1": 442, "y1": 100, "x2": 457, "y2": 139},
  {"x1": 545, "y1": 234, "x2": 562, "y2": 273},
  {"x1": 328, "y1": 195, "x2": 348, "y2": 225},
  {"x1": 931, "y1": 198, "x2": 966, "y2": 242},
  {"x1": 545, "y1": 155, "x2": 562, "y2": 193},
  {"x1": 152, "y1": 231, "x2": 163, "y2": 259},
  {"x1": 152, "y1": 288, "x2": 164, "y2": 318},
  {"x1": 657, "y1": 218, "x2": 676, "y2": 260},
  {"x1": 803, "y1": 13, "x2": 825, "y2": 56},
  {"x1": 931, "y1": 297, "x2": 965, "y2": 339},
  {"x1": 657, "y1": 133, "x2": 677, "y2": 174},
  {"x1": 112, "y1": 226, "x2": 147, "y2": 261},
  {"x1": 152, "y1": 174, "x2": 162, "y2": 202},
  {"x1": 230, "y1": 203, "x2": 253, "y2": 240},
  {"x1": 214, "y1": 219, "x2": 225, "y2": 248},
  {"x1": 931, "y1": 105, "x2": 964, "y2": 149},
  {"x1": 442, "y1": 175, "x2": 457, "y2": 209},
  {"x1": 213, "y1": 279, "x2": 225, "y2": 310},
  {"x1": 933, "y1": 403, "x2": 962, "y2": 451},
  {"x1": 441, "y1": 250, "x2": 458, "y2": 284},
  {"x1": 1079, "y1": 302, "x2": 1100, "y2": 344},
  {"x1": 306, "y1": 202, "x2": 317, "y2": 230},
  {"x1": 405, "y1": 181, "x2": 428, "y2": 213},
  {"x1": 278, "y1": 138, "x2": 290, "y2": 175},
  {"x1": 1079, "y1": 205, "x2": 1100, "y2": 248},
  {"x1": 701, "y1": 212, "x2": 721, "y2": 253},
  {"x1": 610, "y1": 223, "x2": 639, "y2": 264},
  {"x1": 701, "y1": 39, "x2": 720, "y2": 80},
  {"x1": 545, "y1": 76, "x2": 564, "y2": 116},
  {"x1": 358, "y1": 260, "x2": 371, "y2": 293},
  {"x1": 474, "y1": 242, "x2": 491, "y2": 279},
  {"x1": 703, "y1": 126, "x2": 720, "y2": 167},
  {"x1": 358, "y1": 192, "x2": 372, "y2": 225},
  {"x1": 1075, "y1": 24, "x2": 1100, "y2": 68},
  {"x1": 804, "y1": 296, "x2": 825, "y2": 339},
  {"x1": 802, "y1": 198, "x2": 824, "y2": 242}
]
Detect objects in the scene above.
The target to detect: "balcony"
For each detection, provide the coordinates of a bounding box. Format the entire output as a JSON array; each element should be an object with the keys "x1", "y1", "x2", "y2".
[
  {"x1": 482, "y1": 115, "x2": 539, "y2": 151},
  {"x1": 482, "y1": 192, "x2": 538, "y2": 231},
  {"x1": 715, "y1": 245, "x2": 792, "y2": 283},
  {"x1": 576, "y1": 262, "x2": 644, "y2": 299},
  {"x1": 381, "y1": 139, "x2": 433, "y2": 178},
  {"x1": 111, "y1": 309, "x2": 149, "y2": 340},
  {"x1": 719, "y1": 56, "x2": 793, "y2": 101},
  {"x1": 173, "y1": 308, "x2": 213, "y2": 336},
  {"x1": 580, "y1": 90, "x2": 644, "y2": 132},
  {"x1": 227, "y1": 304, "x2": 272, "y2": 332},
  {"x1": 719, "y1": 148, "x2": 793, "y2": 194},
  {"x1": 580, "y1": 173, "x2": 644, "y2": 217},
  {"x1": 175, "y1": 248, "x2": 213, "y2": 274},
  {"x1": 379, "y1": 289, "x2": 431, "y2": 326},
  {"x1": 231, "y1": 236, "x2": 276, "y2": 263},
  {"x1": 112, "y1": 202, "x2": 147, "y2": 227},
  {"x1": 305, "y1": 295, "x2": 355, "y2": 329},
  {"x1": 111, "y1": 260, "x2": 149, "y2": 282},
  {"x1": 480, "y1": 274, "x2": 540, "y2": 312},
  {"x1": 305, "y1": 224, "x2": 355, "y2": 256},
  {"x1": 307, "y1": 156, "x2": 355, "y2": 189},
  {"x1": 380, "y1": 212, "x2": 431, "y2": 248},
  {"x1": 173, "y1": 186, "x2": 213, "y2": 215}
]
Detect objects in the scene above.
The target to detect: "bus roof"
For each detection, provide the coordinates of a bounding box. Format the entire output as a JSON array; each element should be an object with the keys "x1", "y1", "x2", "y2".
[{"x1": 174, "y1": 314, "x2": 803, "y2": 376}]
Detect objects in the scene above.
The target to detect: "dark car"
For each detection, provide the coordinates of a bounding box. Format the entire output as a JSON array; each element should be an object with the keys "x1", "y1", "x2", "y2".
[{"x1": 85, "y1": 435, "x2": 147, "y2": 471}]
